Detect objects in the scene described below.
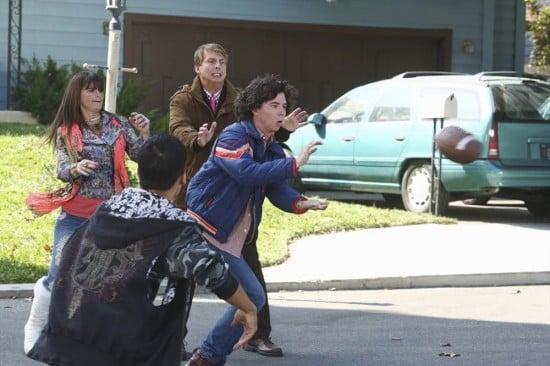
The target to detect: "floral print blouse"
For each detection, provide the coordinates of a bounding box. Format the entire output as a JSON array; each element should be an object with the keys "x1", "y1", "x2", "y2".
[{"x1": 56, "y1": 113, "x2": 145, "y2": 200}]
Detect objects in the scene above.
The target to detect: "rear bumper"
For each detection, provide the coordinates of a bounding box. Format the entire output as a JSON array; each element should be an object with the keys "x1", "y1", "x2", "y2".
[{"x1": 442, "y1": 160, "x2": 550, "y2": 194}]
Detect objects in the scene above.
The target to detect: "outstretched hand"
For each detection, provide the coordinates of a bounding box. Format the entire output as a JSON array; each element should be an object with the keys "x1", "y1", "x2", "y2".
[
  {"x1": 296, "y1": 140, "x2": 323, "y2": 168},
  {"x1": 297, "y1": 198, "x2": 329, "y2": 211},
  {"x1": 230, "y1": 309, "x2": 258, "y2": 350},
  {"x1": 282, "y1": 107, "x2": 308, "y2": 132},
  {"x1": 196, "y1": 121, "x2": 217, "y2": 147}
]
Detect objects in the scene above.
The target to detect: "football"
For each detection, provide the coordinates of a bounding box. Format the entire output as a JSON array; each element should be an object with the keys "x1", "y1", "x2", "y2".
[{"x1": 435, "y1": 125, "x2": 481, "y2": 164}]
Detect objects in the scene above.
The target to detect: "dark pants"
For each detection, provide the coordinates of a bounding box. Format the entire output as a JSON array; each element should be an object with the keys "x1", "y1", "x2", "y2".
[{"x1": 241, "y1": 241, "x2": 271, "y2": 339}]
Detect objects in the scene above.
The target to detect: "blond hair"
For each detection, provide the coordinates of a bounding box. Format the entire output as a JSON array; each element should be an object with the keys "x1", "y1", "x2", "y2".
[{"x1": 194, "y1": 43, "x2": 229, "y2": 66}]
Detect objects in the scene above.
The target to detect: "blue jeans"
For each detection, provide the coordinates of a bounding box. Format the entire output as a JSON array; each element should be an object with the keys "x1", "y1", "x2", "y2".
[
  {"x1": 199, "y1": 247, "x2": 266, "y2": 364},
  {"x1": 42, "y1": 210, "x2": 86, "y2": 291}
]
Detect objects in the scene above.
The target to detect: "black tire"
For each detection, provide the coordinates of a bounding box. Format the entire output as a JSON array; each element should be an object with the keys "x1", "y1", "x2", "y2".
[
  {"x1": 289, "y1": 174, "x2": 306, "y2": 193},
  {"x1": 525, "y1": 197, "x2": 550, "y2": 218},
  {"x1": 382, "y1": 194, "x2": 404, "y2": 208},
  {"x1": 280, "y1": 144, "x2": 305, "y2": 193},
  {"x1": 401, "y1": 162, "x2": 448, "y2": 215},
  {"x1": 463, "y1": 197, "x2": 491, "y2": 205}
]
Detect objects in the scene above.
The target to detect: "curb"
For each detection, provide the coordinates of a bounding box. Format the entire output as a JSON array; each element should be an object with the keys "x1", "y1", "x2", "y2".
[
  {"x1": 265, "y1": 271, "x2": 550, "y2": 292},
  {"x1": 2, "y1": 271, "x2": 549, "y2": 299},
  {"x1": 0, "y1": 283, "x2": 34, "y2": 300},
  {"x1": 0, "y1": 111, "x2": 37, "y2": 124}
]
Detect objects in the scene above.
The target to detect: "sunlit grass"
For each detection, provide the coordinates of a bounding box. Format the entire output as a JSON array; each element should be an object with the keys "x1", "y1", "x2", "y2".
[{"x1": 0, "y1": 122, "x2": 455, "y2": 283}]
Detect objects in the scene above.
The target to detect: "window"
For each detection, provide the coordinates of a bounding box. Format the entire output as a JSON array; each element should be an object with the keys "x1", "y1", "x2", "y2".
[
  {"x1": 368, "y1": 87, "x2": 411, "y2": 122},
  {"x1": 540, "y1": 97, "x2": 550, "y2": 119},
  {"x1": 491, "y1": 82, "x2": 550, "y2": 121},
  {"x1": 324, "y1": 86, "x2": 376, "y2": 124}
]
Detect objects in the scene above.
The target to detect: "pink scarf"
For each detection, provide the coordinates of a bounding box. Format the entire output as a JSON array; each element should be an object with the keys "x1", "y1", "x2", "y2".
[
  {"x1": 26, "y1": 117, "x2": 129, "y2": 216},
  {"x1": 61, "y1": 118, "x2": 129, "y2": 193}
]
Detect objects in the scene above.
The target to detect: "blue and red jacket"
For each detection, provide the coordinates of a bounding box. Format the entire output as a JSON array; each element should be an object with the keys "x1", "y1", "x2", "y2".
[{"x1": 186, "y1": 120, "x2": 306, "y2": 243}]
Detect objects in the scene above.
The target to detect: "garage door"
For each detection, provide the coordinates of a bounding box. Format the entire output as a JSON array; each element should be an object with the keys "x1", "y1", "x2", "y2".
[{"x1": 124, "y1": 14, "x2": 451, "y2": 114}]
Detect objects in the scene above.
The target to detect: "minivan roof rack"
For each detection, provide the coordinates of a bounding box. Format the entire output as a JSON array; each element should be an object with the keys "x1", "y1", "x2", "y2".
[
  {"x1": 476, "y1": 71, "x2": 549, "y2": 81},
  {"x1": 392, "y1": 71, "x2": 467, "y2": 79}
]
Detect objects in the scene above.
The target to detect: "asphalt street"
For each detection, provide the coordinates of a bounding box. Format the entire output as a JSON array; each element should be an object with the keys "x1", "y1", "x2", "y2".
[
  {"x1": 2, "y1": 199, "x2": 549, "y2": 365},
  {"x1": 2, "y1": 286, "x2": 550, "y2": 366}
]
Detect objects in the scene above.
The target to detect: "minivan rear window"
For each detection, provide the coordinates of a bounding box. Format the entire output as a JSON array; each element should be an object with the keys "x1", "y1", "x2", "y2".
[{"x1": 491, "y1": 82, "x2": 550, "y2": 121}]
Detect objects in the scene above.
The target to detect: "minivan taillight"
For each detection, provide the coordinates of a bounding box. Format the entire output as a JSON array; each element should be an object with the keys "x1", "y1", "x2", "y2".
[{"x1": 488, "y1": 120, "x2": 499, "y2": 159}]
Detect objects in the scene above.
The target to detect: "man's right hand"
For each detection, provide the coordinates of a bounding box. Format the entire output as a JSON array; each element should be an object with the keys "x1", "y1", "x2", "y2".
[
  {"x1": 224, "y1": 284, "x2": 258, "y2": 350},
  {"x1": 196, "y1": 121, "x2": 217, "y2": 147}
]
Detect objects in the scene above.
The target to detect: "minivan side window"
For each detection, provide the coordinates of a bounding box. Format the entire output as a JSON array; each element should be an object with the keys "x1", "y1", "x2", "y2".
[
  {"x1": 324, "y1": 87, "x2": 376, "y2": 124},
  {"x1": 368, "y1": 87, "x2": 411, "y2": 122},
  {"x1": 421, "y1": 88, "x2": 480, "y2": 120}
]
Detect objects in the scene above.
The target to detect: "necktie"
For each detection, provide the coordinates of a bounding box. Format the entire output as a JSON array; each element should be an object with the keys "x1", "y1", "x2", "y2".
[{"x1": 210, "y1": 95, "x2": 217, "y2": 114}]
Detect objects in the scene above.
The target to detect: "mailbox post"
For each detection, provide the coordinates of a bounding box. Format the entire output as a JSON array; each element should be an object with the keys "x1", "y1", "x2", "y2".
[
  {"x1": 105, "y1": 0, "x2": 126, "y2": 113},
  {"x1": 84, "y1": 1, "x2": 137, "y2": 113},
  {"x1": 419, "y1": 94, "x2": 457, "y2": 215}
]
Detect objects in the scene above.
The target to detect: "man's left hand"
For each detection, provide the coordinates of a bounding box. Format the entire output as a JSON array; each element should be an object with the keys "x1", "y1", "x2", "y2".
[
  {"x1": 297, "y1": 199, "x2": 329, "y2": 211},
  {"x1": 231, "y1": 309, "x2": 258, "y2": 350}
]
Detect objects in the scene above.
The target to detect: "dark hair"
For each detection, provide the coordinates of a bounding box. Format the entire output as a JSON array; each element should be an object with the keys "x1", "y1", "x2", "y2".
[
  {"x1": 46, "y1": 71, "x2": 106, "y2": 146},
  {"x1": 235, "y1": 74, "x2": 298, "y2": 121},
  {"x1": 137, "y1": 134, "x2": 186, "y2": 190}
]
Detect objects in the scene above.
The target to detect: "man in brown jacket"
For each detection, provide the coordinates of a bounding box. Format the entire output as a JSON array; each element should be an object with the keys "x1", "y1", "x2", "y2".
[
  {"x1": 168, "y1": 43, "x2": 238, "y2": 210},
  {"x1": 169, "y1": 43, "x2": 307, "y2": 359}
]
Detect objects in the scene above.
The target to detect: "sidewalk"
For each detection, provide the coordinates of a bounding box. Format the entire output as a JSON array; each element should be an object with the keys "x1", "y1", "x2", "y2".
[
  {"x1": 1, "y1": 221, "x2": 550, "y2": 299},
  {"x1": 262, "y1": 221, "x2": 550, "y2": 291}
]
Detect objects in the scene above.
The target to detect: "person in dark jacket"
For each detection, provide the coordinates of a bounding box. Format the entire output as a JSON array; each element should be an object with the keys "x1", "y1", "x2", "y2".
[
  {"x1": 26, "y1": 134, "x2": 257, "y2": 366},
  {"x1": 169, "y1": 42, "x2": 308, "y2": 358},
  {"x1": 185, "y1": 74, "x2": 328, "y2": 366}
]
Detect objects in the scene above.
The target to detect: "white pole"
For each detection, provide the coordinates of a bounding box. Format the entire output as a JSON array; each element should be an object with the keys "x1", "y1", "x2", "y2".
[{"x1": 105, "y1": 16, "x2": 121, "y2": 113}]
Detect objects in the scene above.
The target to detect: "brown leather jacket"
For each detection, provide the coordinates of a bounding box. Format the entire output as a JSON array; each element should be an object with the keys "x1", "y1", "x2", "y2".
[
  {"x1": 168, "y1": 76, "x2": 293, "y2": 209},
  {"x1": 168, "y1": 76, "x2": 238, "y2": 209}
]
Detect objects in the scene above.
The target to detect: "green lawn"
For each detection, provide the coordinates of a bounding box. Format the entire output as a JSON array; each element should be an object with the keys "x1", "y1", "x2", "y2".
[{"x1": 0, "y1": 122, "x2": 455, "y2": 284}]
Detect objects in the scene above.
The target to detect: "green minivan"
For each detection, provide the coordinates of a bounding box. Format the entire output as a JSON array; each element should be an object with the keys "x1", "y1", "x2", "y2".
[{"x1": 285, "y1": 72, "x2": 550, "y2": 216}]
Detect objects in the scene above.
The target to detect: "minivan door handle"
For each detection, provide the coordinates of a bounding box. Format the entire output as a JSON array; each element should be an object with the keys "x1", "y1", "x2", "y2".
[
  {"x1": 394, "y1": 135, "x2": 405, "y2": 141},
  {"x1": 343, "y1": 136, "x2": 355, "y2": 142}
]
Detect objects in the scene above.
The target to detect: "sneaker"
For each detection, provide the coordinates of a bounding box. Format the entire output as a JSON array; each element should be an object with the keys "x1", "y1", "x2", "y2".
[{"x1": 23, "y1": 277, "x2": 51, "y2": 354}]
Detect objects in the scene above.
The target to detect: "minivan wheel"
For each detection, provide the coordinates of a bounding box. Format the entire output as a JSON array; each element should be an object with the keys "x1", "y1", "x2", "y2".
[
  {"x1": 463, "y1": 197, "x2": 491, "y2": 205},
  {"x1": 280, "y1": 144, "x2": 306, "y2": 193},
  {"x1": 525, "y1": 197, "x2": 550, "y2": 218},
  {"x1": 401, "y1": 163, "x2": 448, "y2": 215},
  {"x1": 382, "y1": 194, "x2": 404, "y2": 208},
  {"x1": 289, "y1": 174, "x2": 306, "y2": 193}
]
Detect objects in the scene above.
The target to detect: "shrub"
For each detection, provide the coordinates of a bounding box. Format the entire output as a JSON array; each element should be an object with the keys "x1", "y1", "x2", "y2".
[
  {"x1": 116, "y1": 76, "x2": 169, "y2": 134},
  {"x1": 116, "y1": 75, "x2": 154, "y2": 117},
  {"x1": 11, "y1": 56, "x2": 82, "y2": 125},
  {"x1": 147, "y1": 109, "x2": 169, "y2": 134},
  {"x1": 116, "y1": 76, "x2": 169, "y2": 133},
  {"x1": 11, "y1": 56, "x2": 157, "y2": 125},
  {"x1": 526, "y1": 0, "x2": 550, "y2": 66}
]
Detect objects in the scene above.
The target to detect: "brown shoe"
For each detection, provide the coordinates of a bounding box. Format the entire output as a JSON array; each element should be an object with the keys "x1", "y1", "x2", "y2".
[
  {"x1": 181, "y1": 343, "x2": 194, "y2": 361},
  {"x1": 185, "y1": 349, "x2": 220, "y2": 366},
  {"x1": 245, "y1": 337, "x2": 283, "y2": 357}
]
